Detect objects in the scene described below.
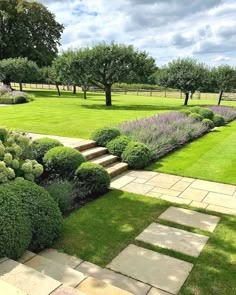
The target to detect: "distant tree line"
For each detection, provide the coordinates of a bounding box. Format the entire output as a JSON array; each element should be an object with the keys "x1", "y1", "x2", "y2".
[{"x1": 1, "y1": 0, "x2": 236, "y2": 106}]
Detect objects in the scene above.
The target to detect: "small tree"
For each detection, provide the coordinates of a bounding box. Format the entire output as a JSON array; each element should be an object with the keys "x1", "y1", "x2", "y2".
[
  {"x1": 87, "y1": 43, "x2": 156, "y2": 106},
  {"x1": 157, "y1": 58, "x2": 207, "y2": 105},
  {"x1": 39, "y1": 66, "x2": 62, "y2": 96},
  {"x1": 0, "y1": 57, "x2": 39, "y2": 90}
]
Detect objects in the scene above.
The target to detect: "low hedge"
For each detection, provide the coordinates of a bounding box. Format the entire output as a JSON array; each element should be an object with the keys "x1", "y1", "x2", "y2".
[
  {"x1": 44, "y1": 146, "x2": 86, "y2": 178},
  {"x1": 0, "y1": 191, "x2": 32, "y2": 259},
  {"x1": 191, "y1": 107, "x2": 214, "y2": 120},
  {"x1": 75, "y1": 162, "x2": 110, "y2": 198},
  {"x1": 91, "y1": 127, "x2": 120, "y2": 147},
  {"x1": 122, "y1": 141, "x2": 151, "y2": 169},
  {"x1": 32, "y1": 137, "x2": 63, "y2": 163},
  {"x1": 213, "y1": 114, "x2": 225, "y2": 126},
  {"x1": 202, "y1": 118, "x2": 215, "y2": 129},
  {"x1": 0, "y1": 179, "x2": 63, "y2": 252},
  {"x1": 189, "y1": 113, "x2": 203, "y2": 121},
  {"x1": 107, "y1": 136, "x2": 131, "y2": 158}
]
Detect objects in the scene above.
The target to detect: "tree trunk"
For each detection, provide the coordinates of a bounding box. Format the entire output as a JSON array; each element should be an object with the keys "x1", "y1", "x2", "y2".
[
  {"x1": 218, "y1": 90, "x2": 224, "y2": 105},
  {"x1": 73, "y1": 85, "x2": 76, "y2": 94},
  {"x1": 19, "y1": 82, "x2": 23, "y2": 91},
  {"x1": 56, "y1": 84, "x2": 61, "y2": 96},
  {"x1": 3, "y1": 75, "x2": 12, "y2": 89},
  {"x1": 184, "y1": 92, "x2": 189, "y2": 105},
  {"x1": 83, "y1": 90, "x2": 87, "y2": 99},
  {"x1": 190, "y1": 91, "x2": 194, "y2": 99},
  {"x1": 105, "y1": 85, "x2": 112, "y2": 106}
]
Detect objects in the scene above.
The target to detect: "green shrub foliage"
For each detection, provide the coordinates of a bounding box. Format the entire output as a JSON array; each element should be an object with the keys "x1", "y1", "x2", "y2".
[
  {"x1": 44, "y1": 146, "x2": 86, "y2": 178},
  {"x1": 202, "y1": 119, "x2": 215, "y2": 129},
  {"x1": 180, "y1": 110, "x2": 191, "y2": 116},
  {"x1": 92, "y1": 127, "x2": 121, "y2": 146},
  {"x1": 107, "y1": 136, "x2": 131, "y2": 158},
  {"x1": 46, "y1": 179, "x2": 76, "y2": 214},
  {"x1": 122, "y1": 141, "x2": 151, "y2": 169},
  {"x1": 0, "y1": 128, "x2": 43, "y2": 183},
  {"x1": 0, "y1": 191, "x2": 31, "y2": 259},
  {"x1": 189, "y1": 113, "x2": 203, "y2": 121},
  {"x1": 75, "y1": 162, "x2": 110, "y2": 198},
  {"x1": 213, "y1": 114, "x2": 225, "y2": 126},
  {"x1": 32, "y1": 137, "x2": 63, "y2": 163},
  {"x1": 1, "y1": 179, "x2": 63, "y2": 251}
]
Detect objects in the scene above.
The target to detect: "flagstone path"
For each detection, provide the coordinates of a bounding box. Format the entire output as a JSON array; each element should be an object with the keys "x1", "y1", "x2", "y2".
[{"x1": 111, "y1": 170, "x2": 236, "y2": 215}]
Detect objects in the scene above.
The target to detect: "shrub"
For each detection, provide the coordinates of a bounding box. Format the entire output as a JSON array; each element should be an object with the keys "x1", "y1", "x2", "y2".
[
  {"x1": 46, "y1": 179, "x2": 76, "y2": 214},
  {"x1": 189, "y1": 113, "x2": 203, "y2": 121},
  {"x1": 32, "y1": 137, "x2": 63, "y2": 163},
  {"x1": 197, "y1": 108, "x2": 214, "y2": 120},
  {"x1": 208, "y1": 106, "x2": 236, "y2": 123},
  {"x1": 107, "y1": 136, "x2": 131, "y2": 158},
  {"x1": 213, "y1": 114, "x2": 225, "y2": 127},
  {"x1": 1, "y1": 179, "x2": 63, "y2": 251},
  {"x1": 91, "y1": 127, "x2": 121, "y2": 147},
  {"x1": 180, "y1": 110, "x2": 191, "y2": 116},
  {"x1": 0, "y1": 191, "x2": 31, "y2": 259},
  {"x1": 202, "y1": 119, "x2": 215, "y2": 129},
  {"x1": 0, "y1": 87, "x2": 33, "y2": 104},
  {"x1": 75, "y1": 162, "x2": 110, "y2": 198},
  {"x1": 44, "y1": 146, "x2": 86, "y2": 178},
  {"x1": 122, "y1": 141, "x2": 151, "y2": 169},
  {"x1": 190, "y1": 106, "x2": 202, "y2": 113}
]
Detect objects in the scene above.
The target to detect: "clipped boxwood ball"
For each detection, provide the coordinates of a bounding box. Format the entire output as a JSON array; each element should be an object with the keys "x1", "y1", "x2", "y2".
[
  {"x1": 202, "y1": 118, "x2": 215, "y2": 129},
  {"x1": 75, "y1": 162, "x2": 110, "y2": 198},
  {"x1": 213, "y1": 114, "x2": 225, "y2": 127},
  {"x1": 122, "y1": 141, "x2": 151, "y2": 169},
  {"x1": 0, "y1": 188, "x2": 31, "y2": 259},
  {"x1": 3, "y1": 179, "x2": 63, "y2": 251},
  {"x1": 197, "y1": 108, "x2": 214, "y2": 120},
  {"x1": 91, "y1": 127, "x2": 120, "y2": 147},
  {"x1": 189, "y1": 113, "x2": 203, "y2": 121},
  {"x1": 107, "y1": 136, "x2": 131, "y2": 158},
  {"x1": 32, "y1": 137, "x2": 63, "y2": 163},
  {"x1": 44, "y1": 146, "x2": 86, "y2": 178}
]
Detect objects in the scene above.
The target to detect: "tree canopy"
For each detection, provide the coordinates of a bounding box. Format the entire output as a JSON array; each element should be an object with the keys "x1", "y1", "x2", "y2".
[{"x1": 0, "y1": 0, "x2": 64, "y2": 66}]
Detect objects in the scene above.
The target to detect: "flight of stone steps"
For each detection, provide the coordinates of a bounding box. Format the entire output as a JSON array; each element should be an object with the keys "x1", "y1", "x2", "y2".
[
  {"x1": 0, "y1": 249, "x2": 135, "y2": 295},
  {"x1": 28, "y1": 133, "x2": 129, "y2": 178}
]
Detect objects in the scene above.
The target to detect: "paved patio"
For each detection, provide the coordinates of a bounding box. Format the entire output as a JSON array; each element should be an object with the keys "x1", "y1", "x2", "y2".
[{"x1": 111, "y1": 170, "x2": 236, "y2": 215}]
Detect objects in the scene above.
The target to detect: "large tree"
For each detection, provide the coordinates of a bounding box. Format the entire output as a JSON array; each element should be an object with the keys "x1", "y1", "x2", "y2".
[
  {"x1": 157, "y1": 58, "x2": 207, "y2": 105},
  {"x1": 0, "y1": 0, "x2": 64, "y2": 66},
  {"x1": 0, "y1": 57, "x2": 39, "y2": 90},
  {"x1": 86, "y1": 43, "x2": 156, "y2": 106}
]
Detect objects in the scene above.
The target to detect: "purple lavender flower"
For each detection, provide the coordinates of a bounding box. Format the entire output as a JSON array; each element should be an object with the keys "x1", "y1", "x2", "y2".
[{"x1": 208, "y1": 106, "x2": 236, "y2": 123}]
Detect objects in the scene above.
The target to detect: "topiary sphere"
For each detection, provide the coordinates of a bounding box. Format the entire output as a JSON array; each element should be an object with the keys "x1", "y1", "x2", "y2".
[
  {"x1": 32, "y1": 137, "x2": 63, "y2": 163},
  {"x1": 0, "y1": 186, "x2": 32, "y2": 259},
  {"x1": 107, "y1": 136, "x2": 131, "y2": 158},
  {"x1": 91, "y1": 127, "x2": 121, "y2": 147},
  {"x1": 44, "y1": 146, "x2": 86, "y2": 178},
  {"x1": 189, "y1": 113, "x2": 203, "y2": 122},
  {"x1": 1, "y1": 179, "x2": 63, "y2": 251},
  {"x1": 75, "y1": 162, "x2": 110, "y2": 198},
  {"x1": 122, "y1": 141, "x2": 151, "y2": 169},
  {"x1": 202, "y1": 119, "x2": 215, "y2": 129},
  {"x1": 213, "y1": 114, "x2": 225, "y2": 127}
]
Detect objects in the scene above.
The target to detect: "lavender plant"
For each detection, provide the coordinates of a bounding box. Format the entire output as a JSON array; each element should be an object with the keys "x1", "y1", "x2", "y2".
[
  {"x1": 208, "y1": 106, "x2": 236, "y2": 123},
  {"x1": 119, "y1": 112, "x2": 209, "y2": 160}
]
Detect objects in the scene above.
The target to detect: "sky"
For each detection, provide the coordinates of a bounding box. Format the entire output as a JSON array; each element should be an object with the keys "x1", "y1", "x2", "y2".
[{"x1": 39, "y1": 0, "x2": 236, "y2": 66}]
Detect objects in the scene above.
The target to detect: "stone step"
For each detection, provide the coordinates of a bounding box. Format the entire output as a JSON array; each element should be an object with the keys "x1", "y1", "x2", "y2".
[
  {"x1": 75, "y1": 140, "x2": 97, "y2": 152},
  {"x1": 24, "y1": 254, "x2": 86, "y2": 288},
  {"x1": 91, "y1": 154, "x2": 118, "y2": 167},
  {"x1": 81, "y1": 147, "x2": 107, "y2": 160},
  {"x1": 106, "y1": 162, "x2": 129, "y2": 178},
  {"x1": 0, "y1": 259, "x2": 61, "y2": 295},
  {"x1": 0, "y1": 279, "x2": 27, "y2": 295}
]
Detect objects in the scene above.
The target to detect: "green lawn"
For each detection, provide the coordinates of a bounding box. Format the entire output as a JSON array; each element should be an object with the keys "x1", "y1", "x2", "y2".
[
  {"x1": 148, "y1": 121, "x2": 236, "y2": 185},
  {"x1": 0, "y1": 89, "x2": 235, "y2": 138},
  {"x1": 54, "y1": 190, "x2": 236, "y2": 295}
]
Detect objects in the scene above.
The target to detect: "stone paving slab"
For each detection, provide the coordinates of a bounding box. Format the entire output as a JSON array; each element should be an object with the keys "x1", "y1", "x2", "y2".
[
  {"x1": 76, "y1": 261, "x2": 150, "y2": 295},
  {"x1": 204, "y1": 192, "x2": 236, "y2": 210},
  {"x1": 160, "y1": 195, "x2": 191, "y2": 205},
  {"x1": 0, "y1": 279, "x2": 27, "y2": 295},
  {"x1": 107, "y1": 244, "x2": 193, "y2": 295},
  {"x1": 127, "y1": 170, "x2": 158, "y2": 179},
  {"x1": 170, "y1": 180, "x2": 191, "y2": 192},
  {"x1": 179, "y1": 188, "x2": 208, "y2": 202},
  {"x1": 111, "y1": 175, "x2": 136, "y2": 189},
  {"x1": 207, "y1": 205, "x2": 236, "y2": 215},
  {"x1": 51, "y1": 285, "x2": 87, "y2": 295},
  {"x1": 150, "y1": 187, "x2": 180, "y2": 197},
  {"x1": 76, "y1": 277, "x2": 133, "y2": 295},
  {"x1": 147, "y1": 288, "x2": 172, "y2": 295},
  {"x1": 0, "y1": 259, "x2": 60, "y2": 295},
  {"x1": 159, "y1": 207, "x2": 220, "y2": 232},
  {"x1": 190, "y1": 179, "x2": 236, "y2": 195},
  {"x1": 39, "y1": 249, "x2": 83, "y2": 269},
  {"x1": 122, "y1": 182, "x2": 154, "y2": 195},
  {"x1": 191, "y1": 201, "x2": 208, "y2": 209},
  {"x1": 25, "y1": 255, "x2": 85, "y2": 288},
  {"x1": 136, "y1": 223, "x2": 208, "y2": 257},
  {"x1": 17, "y1": 251, "x2": 36, "y2": 264}
]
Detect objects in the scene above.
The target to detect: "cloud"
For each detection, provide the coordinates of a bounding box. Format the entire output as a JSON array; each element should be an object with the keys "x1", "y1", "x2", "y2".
[
  {"x1": 213, "y1": 56, "x2": 231, "y2": 62},
  {"x1": 38, "y1": 0, "x2": 236, "y2": 65}
]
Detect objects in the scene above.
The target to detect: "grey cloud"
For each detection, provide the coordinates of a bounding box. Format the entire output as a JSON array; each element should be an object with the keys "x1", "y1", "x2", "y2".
[{"x1": 171, "y1": 34, "x2": 193, "y2": 48}]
